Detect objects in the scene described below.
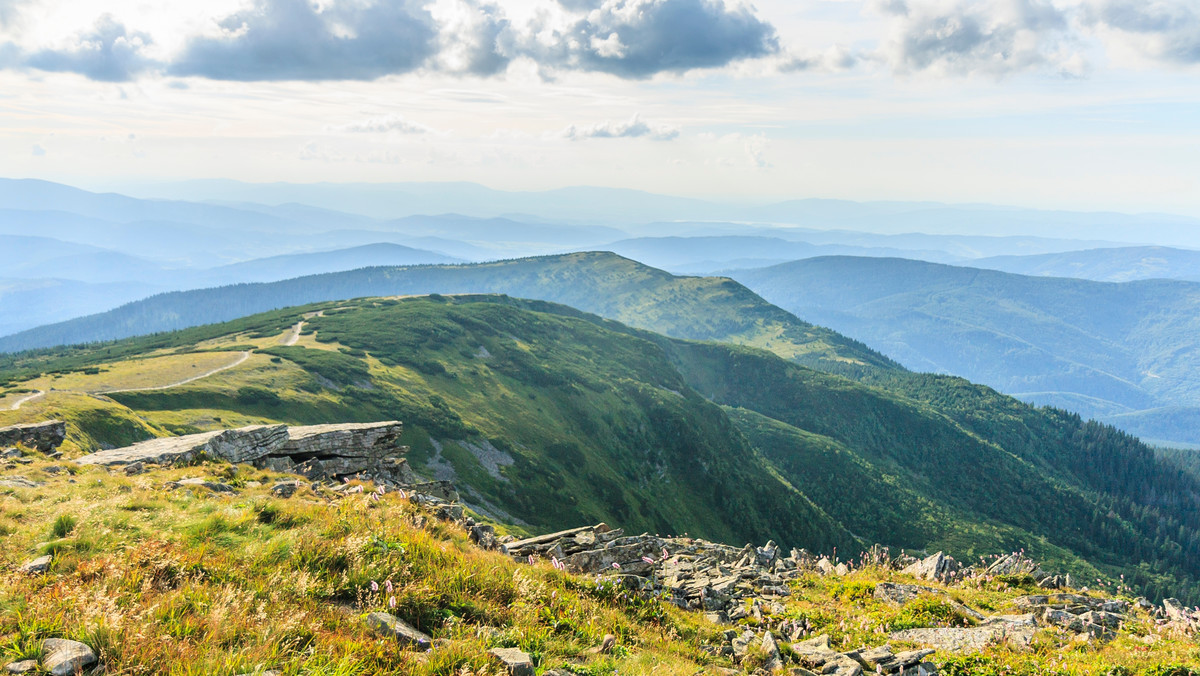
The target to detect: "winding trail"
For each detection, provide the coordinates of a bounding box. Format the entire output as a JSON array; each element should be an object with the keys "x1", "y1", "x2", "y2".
[
  {"x1": 98, "y1": 351, "x2": 252, "y2": 395},
  {"x1": 6, "y1": 390, "x2": 45, "y2": 411},
  {"x1": 282, "y1": 321, "x2": 305, "y2": 346}
]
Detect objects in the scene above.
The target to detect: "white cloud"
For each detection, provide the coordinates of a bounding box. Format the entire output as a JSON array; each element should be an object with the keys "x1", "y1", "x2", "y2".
[
  {"x1": 562, "y1": 114, "x2": 680, "y2": 140},
  {"x1": 331, "y1": 114, "x2": 432, "y2": 135}
]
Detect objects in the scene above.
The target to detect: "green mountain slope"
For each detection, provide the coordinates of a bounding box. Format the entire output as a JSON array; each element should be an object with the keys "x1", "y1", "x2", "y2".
[
  {"x1": 730, "y1": 256, "x2": 1200, "y2": 444},
  {"x1": 4, "y1": 294, "x2": 1200, "y2": 601},
  {"x1": 0, "y1": 252, "x2": 897, "y2": 375}
]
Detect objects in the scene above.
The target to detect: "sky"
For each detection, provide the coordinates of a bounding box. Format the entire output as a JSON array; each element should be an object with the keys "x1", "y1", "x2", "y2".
[{"x1": 0, "y1": 0, "x2": 1198, "y2": 215}]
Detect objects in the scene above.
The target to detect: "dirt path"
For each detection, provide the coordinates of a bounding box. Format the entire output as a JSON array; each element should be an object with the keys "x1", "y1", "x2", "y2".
[
  {"x1": 98, "y1": 351, "x2": 252, "y2": 395},
  {"x1": 282, "y1": 321, "x2": 304, "y2": 346},
  {"x1": 5, "y1": 390, "x2": 45, "y2": 411}
]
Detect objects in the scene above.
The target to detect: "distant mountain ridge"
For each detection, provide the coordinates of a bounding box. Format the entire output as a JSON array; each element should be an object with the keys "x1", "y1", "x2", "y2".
[
  {"x1": 973, "y1": 246, "x2": 1200, "y2": 282},
  {"x1": 730, "y1": 256, "x2": 1200, "y2": 445}
]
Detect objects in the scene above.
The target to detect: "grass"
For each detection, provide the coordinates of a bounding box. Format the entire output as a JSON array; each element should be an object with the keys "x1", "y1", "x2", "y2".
[{"x1": 1, "y1": 445, "x2": 1197, "y2": 674}]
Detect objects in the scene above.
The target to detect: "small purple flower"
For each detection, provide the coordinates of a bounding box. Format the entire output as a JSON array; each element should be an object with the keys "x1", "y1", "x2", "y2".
[
  {"x1": 370, "y1": 580, "x2": 379, "y2": 592},
  {"x1": 642, "y1": 556, "x2": 655, "y2": 565},
  {"x1": 528, "y1": 554, "x2": 535, "y2": 565},
  {"x1": 376, "y1": 485, "x2": 385, "y2": 496},
  {"x1": 662, "y1": 547, "x2": 669, "y2": 560},
  {"x1": 385, "y1": 579, "x2": 394, "y2": 594},
  {"x1": 388, "y1": 596, "x2": 397, "y2": 609},
  {"x1": 611, "y1": 562, "x2": 621, "y2": 570}
]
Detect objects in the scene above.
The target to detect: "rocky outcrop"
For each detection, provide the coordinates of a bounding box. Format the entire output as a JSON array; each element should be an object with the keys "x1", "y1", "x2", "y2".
[
  {"x1": 789, "y1": 634, "x2": 936, "y2": 675},
  {"x1": 985, "y1": 552, "x2": 1070, "y2": 589},
  {"x1": 902, "y1": 552, "x2": 961, "y2": 584},
  {"x1": 365, "y1": 612, "x2": 432, "y2": 650},
  {"x1": 74, "y1": 421, "x2": 413, "y2": 483},
  {"x1": 41, "y1": 639, "x2": 97, "y2": 676},
  {"x1": 488, "y1": 647, "x2": 534, "y2": 676},
  {"x1": 891, "y1": 615, "x2": 1037, "y2": 653},
  {"x1": 1163, "y1": 598, "x2": 1200, "y2": 634},
  {"x1": 75, "y1": 425, "x2": 290, "y2": 466},
  {"x1": 0, "y1": 420, "x2": 65, "y2": 452},
  {"x1": 1012, "y1": 593, "x2": 1130, "y2": 640}
]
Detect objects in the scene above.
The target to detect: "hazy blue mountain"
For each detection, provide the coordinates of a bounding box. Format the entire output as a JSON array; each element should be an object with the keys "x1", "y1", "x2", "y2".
[
  {"x1": 193, "y1": 243, "x2": 464, "y2": 285},
  {"x1": 594, "y1": 236, "x2": 961, "y2": 272},
  {"x1": 0, "y1": 234, "x2": 105, "y2": 265},
  {"x1": 973, "y1": 246, "x2": 1200, "y2": 282},
  {"x1": 0, "y1": 278, "x2": 160, "y2": 336},
  {"x1": 11, "y1": 250, "x2": 171, "y2": 284},
  {"x1": 115, "y1": 178, "x2": 1200, "y2": 246},
  {"x1": 730, "y1": 256, "x2": 1200, "y2": 444}
]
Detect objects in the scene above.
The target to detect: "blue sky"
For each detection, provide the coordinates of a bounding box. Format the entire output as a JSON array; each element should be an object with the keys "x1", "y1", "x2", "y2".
[{"x1": 0, "y1": 0, "x2": 1198, "y2": 215}]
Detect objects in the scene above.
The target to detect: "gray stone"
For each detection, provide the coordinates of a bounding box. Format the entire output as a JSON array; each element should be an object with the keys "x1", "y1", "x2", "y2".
[
  {"x1": 123, "y1": 462, "x2": 146, "y2": 476},
  {"x1": 2, "y1": 448, "x2": 22, "y2": 458},
  {"x1": 282, "y1": 422, "x2": 403, "y2": 458},
  {"x1": 902, "y1": 551, "x2": 960, "y2": 583},
  {"x1": 4, "y1": 660, "x2": 36, "y2": 674},
  {"x1": 364, "y1": 612, "x2": 432, "y2": 650},
  {"x1": 167, "y1": 478, "x2": 235, "y2": 493},
  {"x1": 18, "y1": 555, "x2": 52, "y2": 575},
  {"x1": 76, "y1": 425, "x2": 289, "y2": 467},
  {"x1": 761, "y1": 631, "x2": 783, "y2": 671},
  {"x1": 0, "y1": 421, "x2": 66, "y2": 452},
  {"x1": 271, "y1": 481, "x2": 301, "y2": 498},
  {"x1": 0, "y1": 477, "x2": 41, "y2": 489},
  {"x1": 487, "y1": 647, "x2": 534, "y2": 676},
  {"x1": 891, "y1": 614, "x2": 1036, "y2": 653},
  {"x1": 42, "y1": 639, "x2": 97, "y2": 676}
]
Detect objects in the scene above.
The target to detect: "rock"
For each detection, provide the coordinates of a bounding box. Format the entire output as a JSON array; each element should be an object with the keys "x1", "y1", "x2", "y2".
[
  {"x1": 902, "y1": 551, "x2": 960, "y2": 583},
  {"x1": 0, "y1": 477, "x2": 41, "y2": 489},
  {"x1": 469, "y1": 524, "x2": 497, "y2": 550},
  {"x1": 487, "y1": 647, "x2": 534, "y2": 676},
  {"x1": 2, "y1": 448, "x2": 22, "y2": 458},
  {"x1": 891, "y1": 615, "x2": 1037, "y2": 653},
  {"x1": 761, "y1": 631, "x2": 783, "y2": 672},
  {"x1": 76, "y1": 425, "x2": 290, "y2": 467},
  {"x1": 42, "y1": 639, "x2": 97, "y2": 676},
  {"x1": 18, "y1": 555, "x2": 52, "y2": 575},
  {"x1": 874, "y1": 582, "x2": 985, "y2": 621},
  {"x1": 364, "y1": 612, "x2": 432, "y2": 650},
  {"x1": 282, "y1": 422, "x2": 403, "y2": 458},
  {"x1": 599, "y1": 634, "x2": 616, "y2": 654},
  {"x1": 166, "y1": 478, "x2": 235, "y2": 493},
  {"x1": 123, "y1": 462, "x2": 146, "y2": 476},
  {"x1": 0, "y1": 421, "x2": 66, "y2": 452},
  {"x1": 271, "y1": 481, "x2": 301, "y2": 498},
  {"x1": 4, "y1": 660, "x2": 36, "y2": 674}
]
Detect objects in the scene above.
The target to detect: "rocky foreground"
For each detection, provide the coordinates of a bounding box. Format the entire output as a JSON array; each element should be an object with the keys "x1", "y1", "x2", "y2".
[{"x1": 3, "y1": 421, "x2": 1199, "y2": 675}]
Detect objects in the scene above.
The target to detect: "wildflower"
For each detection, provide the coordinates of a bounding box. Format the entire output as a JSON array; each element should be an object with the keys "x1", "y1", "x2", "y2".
[
  {"x1": 612, "y1": 562, "x2": 621, "y2": 570},
  {"x1": 642, "y1": 556, "x2": 655, "y2": 565},
  {"x1": 376, "y1": 485, "x2": 385, "y2": 496},
  {"x1": 528, "y1": 554, "x2": 535, "y2": 565},
  {"x1": 662, "y1": 547, "x2": 669, "y2": 560},
  {"x1": 370, "y1": 581, "x2": 379, "y2": 592},
  {"x1": 388, "y1": 596, "x2": 397, "y2": 609},
  {"x1": 385, "y1": 580, "x2": 394, "y2": 594},
  {"x1": 398, "y1": 489, "x2": 408, "y2": 499}
]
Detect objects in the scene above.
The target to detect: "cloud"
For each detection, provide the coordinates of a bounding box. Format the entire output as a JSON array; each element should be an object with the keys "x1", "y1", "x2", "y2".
[
  {"x1": 779, "y1": 45, "x2": 861, "y2": 73},
  {"x1": 170, "y1": 0, "x2": 438, "y2": 81},
  {"x1": 428, "y1": 0, "x2": 511, "y2": 76},
  {"x1": 528, "y1": 0, "x2": 780, "y2": 78},
  {"x1": 877, "y1": 0, "x2": 1081, "y2": 77},
  {"x1": 332, "y1": 114, "x2": 431, "y2": 134},
  {"x1": 31, "y1": 143, "x2": 44, "y2": 156},
  {"x1": 1084, "y1": 0, "x2": 1200, "y2": 65},
  {"x1": 562, "y1": 114, "x2": 681, "y2": 140},
  {"x1": 23, "y1": 14, "x2": 156, "y2": 82}
]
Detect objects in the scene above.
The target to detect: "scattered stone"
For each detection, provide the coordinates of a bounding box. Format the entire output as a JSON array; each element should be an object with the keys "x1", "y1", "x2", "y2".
[
  {"x1": 17, "y1": 555, "x2": 52, "y2": 575},
  {"x1": 599, "y1": 634, "x2": 616, "y2": 654},
  {"x1": 487, "y1": 647, "x2": 534, "y2": 676},
  {"x1": 4, "y1": 660, "x2": 36, "y2": 674},
  {"x1": 364, "y1": 612, "x2": 432, "y2": 650},
  {"x1": 123, "y1": 462, "x2": 146, "y2": 476},
  {"x1": 165, "y1": 478, "x2": 235, "y2": 493},
  {"x1": 271, "y1": 481, "x2": 301, "y2": 498},
  {"x1": 761, "y1": 631, "x2": 783, "y2": 672},
  {"x1": 2, "y1": 448, "x2": 22, "y2": 458},
  {"x1": 42, "y1": 639, "x2": 97, "y2": 676},
  {"x1": 0, "y1": 477, "x2": 41, "y2": 489},
  {"x1": 0, "y1": 421, "x2": 66, "y2": 452}
]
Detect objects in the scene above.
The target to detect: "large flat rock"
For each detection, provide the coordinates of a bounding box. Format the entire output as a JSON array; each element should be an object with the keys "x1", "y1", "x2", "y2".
[
  {"x1": 76, "y1": 425, "x2": 289, "y2": 466},
  {"x1": 282, "y1": 421, "x2": 402, "y2": 458}
]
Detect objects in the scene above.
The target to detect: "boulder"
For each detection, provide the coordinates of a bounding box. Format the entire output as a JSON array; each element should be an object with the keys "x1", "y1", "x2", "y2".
[
  {"x1": 902, "y1": 551, "x2": 960, "y2": 583},
  {"x1": 18, "y1": 555, "x2": 52, "y2": 575},
  {"x1": 271, "y1": 481, "x2": 301, "y2": 498},
  {"x1": 282, "y1": 422, "x2": 402, "y2": 458},
  {"x1": 364, "y1": 612, "x2": 432, "y2": 650},
  {"x1": 42, "y1": 639, "x2": 97, "y2": 676},
  {"x1": 891, "y1": 615, "x2": 1036, "y2": 653},
  {"x1": 4, "y1": 660, "x2": 37, "y2": 674},
  {"x1": 0, "y1": 421, "x2": 65, "y2": 452},
  {"x1": 761, "y1": 631, "x2": 783, "y2": 672},
  {"x1": 487, "y1": 647, "x2": 534, "y2": 676},
  {"x1": 0, "y1": 477, "x2": 41, "y2": 489}
]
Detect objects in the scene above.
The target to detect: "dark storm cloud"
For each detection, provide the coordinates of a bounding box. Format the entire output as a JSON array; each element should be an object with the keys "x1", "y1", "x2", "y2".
[
  {"x1": 1085, "y1": 0, "x2": 1200, "y2": 64},
  {"x1": 168, "y1": 0, "x2": 438, "y2": 81},
  {"x1": 531, "y1": 0, "x2": 780, "y2": 79},
  {"x1": 23, "y1": 14, "x2": 157, "y2": 82}
]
